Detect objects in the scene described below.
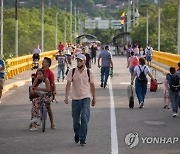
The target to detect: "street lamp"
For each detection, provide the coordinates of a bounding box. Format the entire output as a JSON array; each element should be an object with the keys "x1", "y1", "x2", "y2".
[
  {"x1": 15, "y1": 0, "x2": 18, "y2": 57},
  {"x1": 64, "y1": 8, "x2": 67, "y2": 45},
  {"x1": 41, "y1": 0, "x2": 44, "y2": 52},
  {"x1": 177, "y1": 0, "x2": 180, "y2": 54},
  {"x1": 74, "y1": 5, "x2": 77, "y2": 39},
  {"x1": 55, "y1": 0, "x2": 58, "y2": 49},
  {"x1": 70, "y1": 0, "x2": 72, "y2": 44},
  {"x1": 158, "y1": 0, "x2": 161, "y2": 51},
  {"x1": 1, "y1": 0, "x2": 4, "y2": 57},
  {"x1": 146, "y1": 0, "x2": 149, "y2": 45}
]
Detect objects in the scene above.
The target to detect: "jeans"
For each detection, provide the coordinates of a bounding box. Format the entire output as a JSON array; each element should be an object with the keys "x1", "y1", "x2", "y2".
[
  {"x1": 169, "y1": 90, "x2": 179, "y2": 113},
  {"x1": 72, "y1": 98, "x2": 90, "y2": 141},
  {"x1": 129, "y1": 66, "x2": 134, "y2": 79},
  {"x1": 91, "y1": 56, "x2": 96, "y2": 64},
  {"x1": 135, "y1": 78, "x2": 147, "y2": 104},
  {"x1": 57, "y1": 65, "x2": 65, "y2": 80},
  {"x1": 101, "y1": 67, "x2": 110, "y2": 84}
]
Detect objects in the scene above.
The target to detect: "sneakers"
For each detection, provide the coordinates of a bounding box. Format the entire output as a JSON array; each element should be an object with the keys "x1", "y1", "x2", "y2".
[
  {"x1": 100, "y1": 82, "x2": 103, "y2": 88},
  {"x1": 74, "y1": 134, "x2": 79, "y2": 143},
  {"x1": 80, "y1": 140, "x2": 86, "y2": 146},
  {"x1": 30, "y1": 127, "x2": 38, "y2": 131},
  {"x1": 164, "y1": 105, "x2": 170, "y2": 109},
  {"x1": 173, "y1": 113, "x2": 178, "y2": 118},
  {"x1": 139, "y1": 102, "x2": 144, "y2": 109},
  {"x1": 57, "y1": 78, "x2": 60, "y2": 82}
]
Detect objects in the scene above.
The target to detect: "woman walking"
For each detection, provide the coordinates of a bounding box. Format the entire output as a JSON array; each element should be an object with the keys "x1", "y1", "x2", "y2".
[{"x1": 131, "y1": 58, "x2": 156, "y2": 108}]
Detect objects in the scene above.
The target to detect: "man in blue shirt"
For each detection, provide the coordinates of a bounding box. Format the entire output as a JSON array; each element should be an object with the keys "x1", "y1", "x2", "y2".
[
  {"x1": 0, "y1": 58, "x2": 5, "y2": 103},
  {"x1": 98, "y1": 45, "x2": 113, "y2": 88},
  {"x1": 56, "y1": 50, "x2": 68, "y2": 82}
]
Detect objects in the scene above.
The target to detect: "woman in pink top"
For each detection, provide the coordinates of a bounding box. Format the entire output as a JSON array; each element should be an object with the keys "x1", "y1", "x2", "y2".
[{"x1": 127, "y1": 51, "x2": 139, "y2": 79}]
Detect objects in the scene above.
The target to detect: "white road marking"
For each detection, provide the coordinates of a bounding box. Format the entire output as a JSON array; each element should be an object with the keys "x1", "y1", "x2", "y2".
[
  {"x1": 55, "y1": 82, "x2": 66, "y2": 85},
  {"x1": 120, "y1": 82, "x2": 151, "y2": 85},
  {"x1": 109, "y1": 79, "x2": 118, "y2": 154}
]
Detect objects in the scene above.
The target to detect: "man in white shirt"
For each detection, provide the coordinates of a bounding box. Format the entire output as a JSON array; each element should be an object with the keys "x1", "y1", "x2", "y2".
[{"x1": 145, "y1": 44, "x2": 153, "y2": 66}]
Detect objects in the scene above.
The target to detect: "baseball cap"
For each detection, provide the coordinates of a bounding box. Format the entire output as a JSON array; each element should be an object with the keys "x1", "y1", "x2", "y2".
[{"x1": 76, "y1": 53, "x2": 86, "y2": 61}]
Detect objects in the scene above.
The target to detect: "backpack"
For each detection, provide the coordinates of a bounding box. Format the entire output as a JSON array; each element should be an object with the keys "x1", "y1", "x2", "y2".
[
  {"x1": 146, "y1": 48, "x2": 151, "y2": 56},
  {"x1": 137, "y1": 66, "x2": 147, "y2": 83},
  {"x1": 169, "y1": 75, "x2": 180, "y2": 91},
  {"x1": 72, "y1": 68, "x2": 90, "y2": 82}
]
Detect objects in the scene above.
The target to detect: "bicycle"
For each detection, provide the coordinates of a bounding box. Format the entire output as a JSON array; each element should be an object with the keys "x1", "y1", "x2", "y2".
[{"x1": 35, "y1": 91, "x2": 50, "y2": 132}]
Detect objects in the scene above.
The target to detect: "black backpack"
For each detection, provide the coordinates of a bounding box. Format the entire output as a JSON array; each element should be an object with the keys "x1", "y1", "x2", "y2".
[
  {"x1": 137, "y1": 66, "x2": 147, "y2": 83},
  {"x1": 72, "y1": 68, "x2": 90, "y2": 82},
  {"x1": 169, "y1": 75, "x2": 180, "y2": 91}
]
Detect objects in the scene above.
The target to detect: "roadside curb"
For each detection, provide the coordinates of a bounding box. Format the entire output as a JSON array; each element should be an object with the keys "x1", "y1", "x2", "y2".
[
  {"x1": 151, "y1": 63, "x2": 169, "y2": 75},
  {"x1": 2, "y1": 64, "x2": 58, "y2": 95}
]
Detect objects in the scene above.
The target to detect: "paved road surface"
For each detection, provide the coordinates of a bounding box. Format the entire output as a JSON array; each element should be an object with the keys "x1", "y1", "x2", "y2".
[{"x1": 0, "y1": 56, "x2": 179, "y2": 154}]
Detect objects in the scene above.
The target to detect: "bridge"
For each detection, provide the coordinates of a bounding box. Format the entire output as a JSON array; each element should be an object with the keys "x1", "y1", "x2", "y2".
[
  {"x1": 0, "y1": 0, "x2": 180, "y2": 153},
  {"x1": 0, "y1": 50, "x2": 179, "y2": 154}
]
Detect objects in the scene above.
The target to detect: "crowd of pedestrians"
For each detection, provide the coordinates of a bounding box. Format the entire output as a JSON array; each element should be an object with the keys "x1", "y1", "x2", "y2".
[
  {"x1": 125, "y1": 43, "x2": 179, "y2": 116},
  {"x1": 3, "y1": 41, "x2": 176, "y2": 146}
]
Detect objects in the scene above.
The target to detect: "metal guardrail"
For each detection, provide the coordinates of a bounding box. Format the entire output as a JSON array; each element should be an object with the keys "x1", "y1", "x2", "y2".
[
  {"x1": 5, "y1": 50, "x2": 58, "y2": 79},
  {"x1": 4, "y1": 50, "x2": 180, "y2": 79},
  {"x1": 153, "y1": 50, "x2": 180, "y2": 69}
]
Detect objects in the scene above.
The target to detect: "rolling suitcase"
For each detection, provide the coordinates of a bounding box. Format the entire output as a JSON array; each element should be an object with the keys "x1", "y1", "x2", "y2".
[
  {"x1": 150, "y1": 69, "x2": 158, "y2": 92},
  {"x1": 127, "y1": 85, "x2": 134, "y2": 108}
]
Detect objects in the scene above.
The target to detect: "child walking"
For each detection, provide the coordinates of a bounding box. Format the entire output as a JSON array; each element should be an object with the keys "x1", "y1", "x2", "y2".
[{"x1": 163, "y1": 79, "x2": 170, "y2": 109}]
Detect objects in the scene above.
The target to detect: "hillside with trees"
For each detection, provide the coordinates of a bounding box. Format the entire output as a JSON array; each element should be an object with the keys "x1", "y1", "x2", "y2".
[
  {"x1": 1, "y1": 0, "x2": 179, "y2": 56},
  {"x1": 131, "y1": 0, "x2": 178, "y2": 53}
]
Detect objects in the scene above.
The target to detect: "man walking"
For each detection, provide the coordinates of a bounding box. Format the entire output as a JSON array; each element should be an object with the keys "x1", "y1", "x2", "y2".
[
  {"x1": 98, "y1": 45, "x2": 113, "y2": 88},
  {"x1": 145, "y1": 44, "x2": 153, "y2": 66},
  {"x1": 90, "y1": 44, "x2": 98, "y2": 64},
  {"x1": 56, "y1": 50, "x2": 68, "y2": 82},
  {"x1": 64, "y1": 54, "x2": 96, "y2": 146},
  {"x1": 0, "y1": 57, "x2": 5, "y2": 103}
]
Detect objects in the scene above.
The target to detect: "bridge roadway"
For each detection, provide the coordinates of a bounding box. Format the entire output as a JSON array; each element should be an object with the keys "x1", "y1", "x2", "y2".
[{"x1": 0, "y1": 56, "x2": 179, "y2": 154}]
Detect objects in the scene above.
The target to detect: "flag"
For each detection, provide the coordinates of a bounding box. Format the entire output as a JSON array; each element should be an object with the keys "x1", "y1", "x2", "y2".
[{"x1": 120, "y1": 12, "x2": 125, "y2": 25}]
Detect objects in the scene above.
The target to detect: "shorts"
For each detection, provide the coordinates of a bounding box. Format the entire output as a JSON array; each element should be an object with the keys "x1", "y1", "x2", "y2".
[
  {"x1": 164, "y1": 91, "x2": 169, "y2": 98},
  {"x1": 146, "y1": 56, "x2": 152, "y2": 62}
]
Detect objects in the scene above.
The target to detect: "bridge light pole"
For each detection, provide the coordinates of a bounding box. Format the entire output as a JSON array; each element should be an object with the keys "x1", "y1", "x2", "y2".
[
  {"x1": 55, "y1": 0, "x2": 58, "y2": 49},
  {"x1": 1, "y1": 0, "x2": 4, "y2": 57},
  {"x1": 157, "y1": 0, "x2": 161, "y2": 51},
  {"x1": 64, "y1": 8, "x2": 66, "y2": 45},
  {"x1": 74, "y1": 5, "x2": 77, "y2": 39},
  {"x1": 41, "y1": 0, "x2": 44, "y2": 52},
  {"x1": 177, "y1": 0, "x2": 180, "y2": 54},
  {"x1": 70, "y1": 0, "x2": 72, "y2": 44},
  {"x1": 146, "y1": 0, "x2": 149, "y2": 45},
  {"x1": 15, "y1": 0, "x2": 18, "y2": 57}
]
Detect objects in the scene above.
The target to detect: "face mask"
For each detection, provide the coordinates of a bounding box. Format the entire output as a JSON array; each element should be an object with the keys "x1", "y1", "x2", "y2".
[{"x1": 77, "y1": 65, "x2": 83, "y2": 69}]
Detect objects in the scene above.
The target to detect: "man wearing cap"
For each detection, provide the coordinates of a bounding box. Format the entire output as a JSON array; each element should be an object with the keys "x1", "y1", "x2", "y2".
[{"x1": 64, "y1": 53, "x2": 96, "y2": 146}]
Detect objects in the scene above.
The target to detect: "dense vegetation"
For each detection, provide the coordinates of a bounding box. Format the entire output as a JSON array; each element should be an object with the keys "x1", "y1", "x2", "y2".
[
  {"x1": 3, "y1": 7, "x2": 74, "y2": 56},
  {"x1": 131, "y1": 0, "x2": 178, "y2": 53},
  {"x1": 1, "y1": 0, "x2": 179, "y2": 56}
]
